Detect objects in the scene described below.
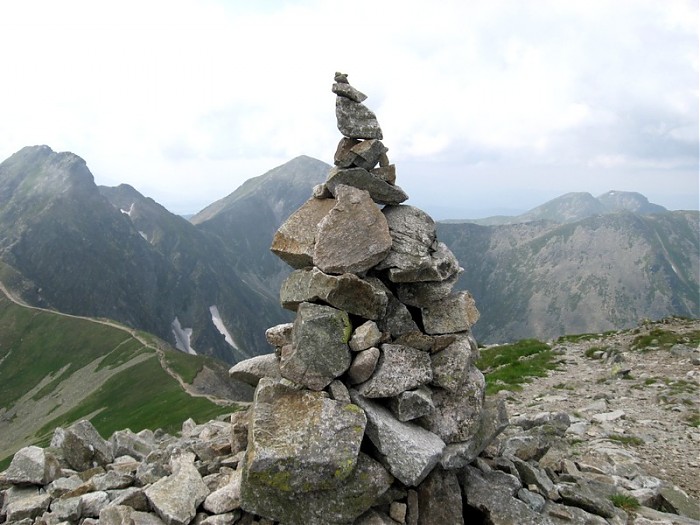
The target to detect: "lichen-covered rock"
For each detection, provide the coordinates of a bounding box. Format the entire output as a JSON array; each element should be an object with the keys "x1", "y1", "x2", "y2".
[
  {"x1": 350, "y1": 393, "x2": 445, "y2": 487},
  {"x1": 243, "y1": 378, "x2": 366, "y2": 493},
  {"x1": 336, "y1": 97, "x2": 383, "y2": 139},
  {"x1": 396, "y1": 270, "x2": 462, "y2": 307},
  {"x1": 241, "y1": 453, "x2": 392, "y2": 525},
  {"x1": 270, "y1": 197, "x2": 335, "y2": 268},
  {"x1": 280, "y1": 267, "x2": 387, "y2": 320},
  {"x1": 264, "y1": 322, "x2": 293, "y2": 348},
  {"x1": 387, "y1": 242, "x2": 461, "y2": 284},
  {"x1": 280, "y1": 302, "x2": 352, "y2": 390},
  {"x1": 355, "y1": 344, "x2": 433, "y2": 398},
  {"x1": 314, "y1": 185, "x2": 392, "y2": 274}
]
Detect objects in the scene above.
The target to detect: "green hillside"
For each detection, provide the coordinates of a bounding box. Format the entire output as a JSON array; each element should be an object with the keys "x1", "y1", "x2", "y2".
[{"x1": 0, "y1": 290, "x2": 243, "y2": 469}]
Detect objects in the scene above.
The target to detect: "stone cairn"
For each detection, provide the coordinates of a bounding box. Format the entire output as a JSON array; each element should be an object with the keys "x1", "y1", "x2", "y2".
[
  {"x1": 9, "y1": 74, "x2": 692, "y2": 525},
  {"x1": 230, "y1": 72, "x2": 508, "y2": 524}
]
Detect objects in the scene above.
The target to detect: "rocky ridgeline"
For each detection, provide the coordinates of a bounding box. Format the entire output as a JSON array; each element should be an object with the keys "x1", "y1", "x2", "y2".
[{"x1": 2, "y1": 75, "x2": 698, "y2": 525}]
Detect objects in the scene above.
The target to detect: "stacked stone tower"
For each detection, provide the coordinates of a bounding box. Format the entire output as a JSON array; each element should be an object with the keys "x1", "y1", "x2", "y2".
[{"x1": 233, "y1": 73, "x2": 507, "y2": 524}]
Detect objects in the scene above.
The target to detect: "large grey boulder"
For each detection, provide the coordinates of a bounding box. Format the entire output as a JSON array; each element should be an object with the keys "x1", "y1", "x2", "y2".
[
  {"x1": 280, "y1": 302, "x2": 351, "y2": 390},
  {"x1": 55, "y1": 419, "x2": 114, "y2": 471},
  {"x1": 270, "y1": 197, "x2": 335, "y2": 268},
  {"x1": 2, "y1": 446, "x2": 61, "y2": 486},
  {"x1": 241, "y1": 453, "x2": 392, "y2": 525},
  {"x1": 326, "y1": 167, "x2": 408, "y2": 206},
  {"x1": 144, "y1": 452, "x2": 209, "y2": 525},
  {"x1": 355, "y1": 344, "x2": 433, "y2": 398},
  {"x1": 314, "y1": 185, "x2": 392, "y2": 274},
  {"x1": 421, "y1": 291, "x2": 480, "y2": 335},
  {"x1": 350, "y1": 392, "x2": 445, "y2": 487},
  {"x1": 243, "y1": 378, "x2": 366, "y2": 493},
  {"x1": 228, "y1": 353, "x2": 281, "y2": 387},
  {"x1": 4, "y1": 492, "x2": 52, "y2": 522},
  {"x1": 419, "y1": 365, "x2": 486, "y2": 443},
  {"x1": 280, "y1": 267, "x2": 388, "y2": 320}
]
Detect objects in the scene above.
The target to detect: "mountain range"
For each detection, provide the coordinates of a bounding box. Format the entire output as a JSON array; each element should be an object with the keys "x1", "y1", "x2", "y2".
[{"x1": 0, "y1": 145, "x2": 697, "y2": 362}]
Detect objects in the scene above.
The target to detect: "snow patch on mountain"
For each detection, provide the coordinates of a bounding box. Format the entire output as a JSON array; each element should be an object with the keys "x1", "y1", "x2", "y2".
[
  {"x1": 209, "y1": 305, "x2": 238, "y2": 349},
  {"x1": 120, "y1": 203, "x2": 135, "y2": 217},
  {"x1": 172, "y1": 317, "x2": 196, "y2": 355}
]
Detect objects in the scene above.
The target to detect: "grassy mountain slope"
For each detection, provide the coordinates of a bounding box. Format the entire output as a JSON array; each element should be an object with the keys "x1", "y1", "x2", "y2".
[{"x1": 0, "y1": 285, "x2": 250, "y2": 469}]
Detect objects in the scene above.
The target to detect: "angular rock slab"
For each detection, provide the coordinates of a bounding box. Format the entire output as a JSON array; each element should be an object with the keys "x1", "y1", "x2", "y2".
[
  {"x1": 377, "y1": 205, "x2": 436, "y2": 272},
  {"x1": 430, "y1": 335, "x2": 473, "y2": 393},
  {"x1": 387, "y1": 242, "x2": 460, "y2": 283},
  {"x1": 355, "y1": 344, "x2": 432, "y2": 398},
  {"x1": 349, "y1": 320, "x2": 382, "y2": 352},
  {"x1": 350, "y1": 392, "x2": 445, "y2": 487},
  {"x1": 326, "y1": 167, "x2": 408, "y2": 206},
  {"x1": 270, "y1": 197, "x2": 335, "y2": 268},
  {"x1": 229, "y1": 353, "x2": 281, "y2": 387},
  {"x1": 144, "y1": 452, "x2": 209, "y2": 525},
  {"x1": 422, "y1": 291, "x2": 480, "y2": 335},
  {"x1": 3, "y1": 445, "x2": 61, "y2": 485},
  {"x1": 419, "y1": 365, "x2": 486, "y2": 444},
  {"x1": 241, "y1": 452, "x2": 392, "y2": 525},
  {"x1": 55, "y1": 419, "x2": 114, "y2": 471},
  {"x1": 280, "y1": 267, "x2": 388, "y2": 320},
  {"x1": 336, "y1": 96, "x2": 383, "y2": 139},
  {"x1": 416, "y1": 467, "x2": 464, "y2": 525},
  {"x1": 244, "y1": 378, "x2": 367, "y2": 493},
  {"x1": 388, "y1": 386, "x2": 434, "y2": 422},
  {"x1": 280, "y1": 302, "x2": 351, "y2": 390},
  {"x1": 395, "y1": 269, "x2": 462, "y2": 307},
  {"x1": 440, "y1": 397, "x2": 509, "y2": 469},
  {"x1": 314, "y1": 185, "x2": 392, "y2": 274}
]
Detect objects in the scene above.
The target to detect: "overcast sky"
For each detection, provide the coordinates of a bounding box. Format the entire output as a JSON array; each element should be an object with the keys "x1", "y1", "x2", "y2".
[{"x1": 1, "y1": 0, "x2": 697, "y2": 219}]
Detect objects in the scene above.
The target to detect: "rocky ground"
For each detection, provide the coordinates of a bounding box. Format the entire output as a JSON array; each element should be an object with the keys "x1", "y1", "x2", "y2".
[{"x1": 497, "y1": 317, "x2": 700, "y2": 503}]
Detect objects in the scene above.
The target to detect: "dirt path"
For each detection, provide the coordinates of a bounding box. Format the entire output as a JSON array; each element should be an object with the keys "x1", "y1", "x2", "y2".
[
  {"x1": 0, "y1": 280, "x2": 233, "y2": 406},
  {"x1": 502, "y1": 318, "x2": 700, "y2": 500}
]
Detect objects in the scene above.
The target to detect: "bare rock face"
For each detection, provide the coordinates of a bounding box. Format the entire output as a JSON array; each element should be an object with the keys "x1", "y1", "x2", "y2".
[
  {"x1": 2, "y1": 446, "x2": 61, "y2": 486},
  {"x1": 326, "y1": 167, "x2": 408, "y2": 206},
  {"x1": 335, "y1": 97, "x2": 383, "y2": 140},
  {"x1": 53, "y1": 419, "x2": 114, "y2": 472},
  {"x1": 355, "y1": 344, "x2": 433, "y2": 398}
]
